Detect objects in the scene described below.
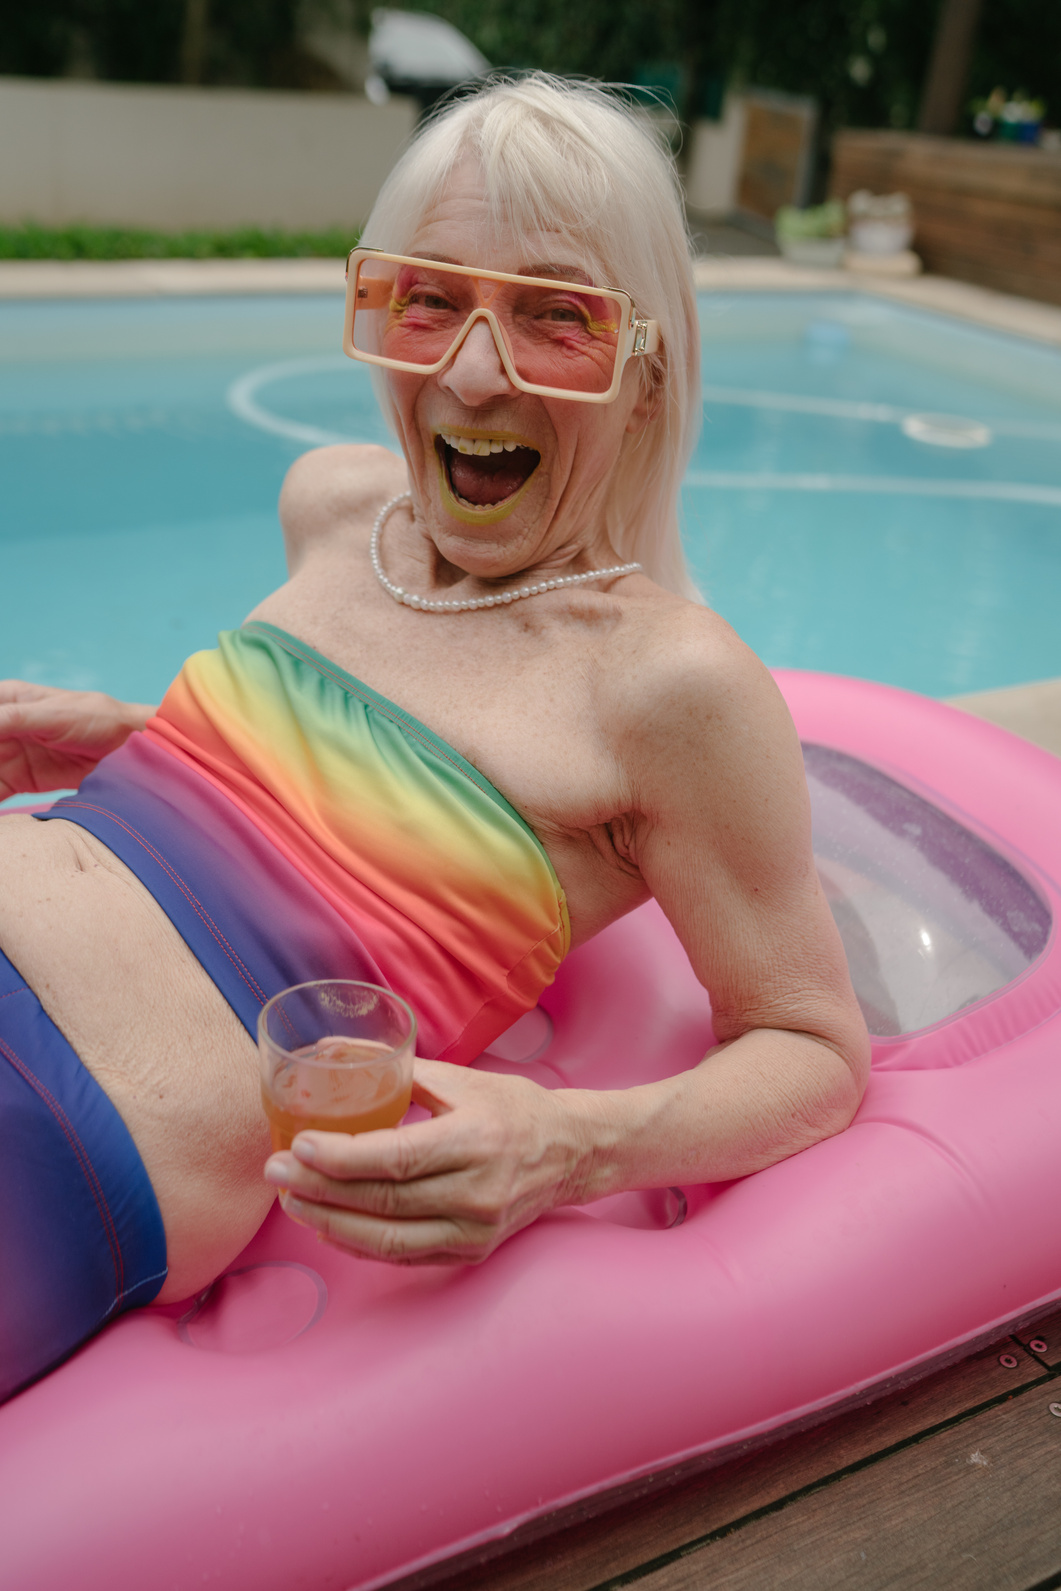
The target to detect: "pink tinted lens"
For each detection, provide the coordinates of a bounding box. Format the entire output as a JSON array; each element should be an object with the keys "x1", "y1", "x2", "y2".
[
  {"x1": 351, "y1": 260, "x2": 622, "y2": 394},
  {"x1": 502, "y1": 280, "x2": 621, "y2": 394}
]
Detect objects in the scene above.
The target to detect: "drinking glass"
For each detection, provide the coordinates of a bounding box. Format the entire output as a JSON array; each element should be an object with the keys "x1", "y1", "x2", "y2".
[{"x1": 258, "y1": 980, "x2": 416, "y2": 1153}]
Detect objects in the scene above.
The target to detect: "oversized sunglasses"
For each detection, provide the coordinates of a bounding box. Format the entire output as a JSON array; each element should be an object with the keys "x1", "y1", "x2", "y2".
[{"x1": 343, "y1": 248, "x2": 660, "y2": 403}]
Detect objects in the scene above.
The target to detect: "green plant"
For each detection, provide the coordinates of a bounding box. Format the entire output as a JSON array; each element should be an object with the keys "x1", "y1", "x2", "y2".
[
  {"x1": 0, "y1": 223, "x2": 361, "y2": 260},
  {"x1": 774, "y1": 200, "x2": 847, "y2": 241}
]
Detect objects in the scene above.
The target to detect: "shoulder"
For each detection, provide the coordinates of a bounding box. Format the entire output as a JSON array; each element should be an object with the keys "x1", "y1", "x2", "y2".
[
  {"x1": 602, "y1": 591, "x2": 803, "y2": 812},
  {"x1": 277, "y1": 444, "x2": 408, "y2": 570},
  {"x1": 609, "y1": 592, "x2": 791, "y2": 746}
]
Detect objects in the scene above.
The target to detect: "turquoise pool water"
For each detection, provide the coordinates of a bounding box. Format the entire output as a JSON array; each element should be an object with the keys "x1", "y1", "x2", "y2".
[{"x1": 1, "y1": 289, "x2": 1059, "y2": 711}]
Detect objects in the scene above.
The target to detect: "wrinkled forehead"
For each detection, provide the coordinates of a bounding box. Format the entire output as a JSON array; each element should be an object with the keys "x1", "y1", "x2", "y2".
[{"x1": 406, "y1": 155, "x2": 606, "y2": 286}]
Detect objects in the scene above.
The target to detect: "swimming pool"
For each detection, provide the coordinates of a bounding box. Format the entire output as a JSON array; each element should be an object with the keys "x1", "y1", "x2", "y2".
[
  {"x1": 1, "y1": 288, "x2": 1059, "y2": 715},
  {"x1": 691, "y1": 291, "x2": 1061, "y2": 697}
]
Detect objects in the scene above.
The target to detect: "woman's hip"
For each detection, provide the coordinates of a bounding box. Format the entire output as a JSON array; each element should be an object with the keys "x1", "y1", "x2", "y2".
[
  {"x1": 0, "y1": 814, "x2": 273, "y2": 1324},
  {"x1": 0, "y1": 940, "x2": 167, "y2": 1401}
]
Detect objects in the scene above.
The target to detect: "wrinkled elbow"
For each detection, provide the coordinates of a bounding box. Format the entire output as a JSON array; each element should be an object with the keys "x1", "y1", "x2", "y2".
[{"x1": 797, "y1": 1026, "x2": 871, "y2": 1148}]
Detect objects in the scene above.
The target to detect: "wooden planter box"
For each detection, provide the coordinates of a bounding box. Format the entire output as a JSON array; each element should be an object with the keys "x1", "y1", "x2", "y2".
[{"x1": 829, "y1": 129, "x2": 1061, "y2": 306}]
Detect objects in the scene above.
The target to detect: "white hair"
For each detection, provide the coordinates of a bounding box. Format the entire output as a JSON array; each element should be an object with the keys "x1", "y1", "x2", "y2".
[{"x1": 361, "y1": 73, "x2": 701, "y2": 598}]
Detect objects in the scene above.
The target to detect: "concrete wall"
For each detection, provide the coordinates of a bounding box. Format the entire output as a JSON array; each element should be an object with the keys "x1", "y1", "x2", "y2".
[
  {"x1": 0, "y1": 76, "x2": 418, "y2": 229},
  {"x1": 684, "y1": 97, "x2": 747, "y2": 217}
]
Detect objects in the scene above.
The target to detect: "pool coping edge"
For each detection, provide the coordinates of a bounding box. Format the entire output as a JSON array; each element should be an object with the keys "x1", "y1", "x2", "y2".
[{"x1": 1, "y1": 257, "x2": 1060, "y2": 352}]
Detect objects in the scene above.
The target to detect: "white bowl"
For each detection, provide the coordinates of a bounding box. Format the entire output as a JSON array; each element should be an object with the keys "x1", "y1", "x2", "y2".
[{"x1": 848, "y1": 218, "x2": 914, "y2": 256}]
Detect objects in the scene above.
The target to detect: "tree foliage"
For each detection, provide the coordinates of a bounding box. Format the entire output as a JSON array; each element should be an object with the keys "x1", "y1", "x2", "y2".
[
  {"x1": 0, "y1": 0, "x2": 1056, "y2": 132},
  {"x1": 0, "y1": 0, "x2": 307, "y2": 89},
  {"x1": 409, "y1": 0, "x2": 1059, "y2": 134}
]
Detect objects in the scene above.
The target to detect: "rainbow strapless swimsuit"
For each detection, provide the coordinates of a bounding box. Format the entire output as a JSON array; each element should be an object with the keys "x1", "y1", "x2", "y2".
[{"x1": 38, "y1": 622, "x2": 570, "y2": 1063}]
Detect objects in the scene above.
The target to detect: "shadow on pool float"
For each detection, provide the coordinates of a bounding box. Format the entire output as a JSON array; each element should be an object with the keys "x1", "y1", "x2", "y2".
[{"x1": 177, "y1": 1261, "x2": 329, "y2": 1354}]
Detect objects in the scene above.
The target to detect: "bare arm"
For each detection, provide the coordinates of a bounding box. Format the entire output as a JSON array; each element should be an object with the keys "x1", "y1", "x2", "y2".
[
  {"x1": 264, "y1": 617, "x2": 869, "y2": 1263},
  {"x1": 555, "y1": 626, "x2": 869, "y2": 1194}
]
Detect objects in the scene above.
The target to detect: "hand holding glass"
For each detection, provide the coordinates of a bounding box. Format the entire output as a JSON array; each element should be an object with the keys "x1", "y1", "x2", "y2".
[{"x1": 258, "y1": 980, "x2": 416, "y2": 1152}]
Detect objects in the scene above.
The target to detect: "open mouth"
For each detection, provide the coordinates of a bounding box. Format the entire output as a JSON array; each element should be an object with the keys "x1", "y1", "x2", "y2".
[{"x1": 436, "y1": 431, "x2": 541, "y2": 510}]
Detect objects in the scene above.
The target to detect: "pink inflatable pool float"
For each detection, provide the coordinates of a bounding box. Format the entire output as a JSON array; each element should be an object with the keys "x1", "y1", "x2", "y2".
[{"x1": 3, "y1": 670, "x2": 1060, "y2": 1591}]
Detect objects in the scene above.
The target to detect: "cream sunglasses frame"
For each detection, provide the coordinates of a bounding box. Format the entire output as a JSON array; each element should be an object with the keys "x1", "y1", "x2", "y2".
[{"x1": 342, "y1": 247, "x2": 660, "y2": 404}]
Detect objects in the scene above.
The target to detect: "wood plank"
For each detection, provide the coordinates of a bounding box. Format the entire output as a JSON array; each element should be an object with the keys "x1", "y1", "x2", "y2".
[
  {"x1": 1014, "y1": 1308, "x2": 1061, "y2": 1368},
  {"x1": 831, "y1": 130, "x2": 1061, "y2": 210},
  {"x1": 737, "y1": 100, "x2": 815, "y2": 219},
  {"x1": 832, "y1": 184, "x2": 1061, "y2": 254},
  {"x1": 830, "y1": 159, "x2": 1061, "y2": 260},
  {"x1": 828, "y1": 129, "x2": 1061, "y2": 302},
  {"x1": 633, "y1": 1371, "x2": 1061, "y2": 1590},
  {"x1": 392, "y1": 1340, "x2": 1045, "y2": 1591}
]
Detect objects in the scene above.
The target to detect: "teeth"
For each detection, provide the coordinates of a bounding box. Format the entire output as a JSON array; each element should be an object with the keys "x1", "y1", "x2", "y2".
[{"x1": 440, "y1": 430, "x2": 522, "y2": 456}]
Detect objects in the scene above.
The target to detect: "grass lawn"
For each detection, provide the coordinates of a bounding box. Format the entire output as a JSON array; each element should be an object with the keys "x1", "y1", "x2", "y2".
[{"x1": 0, "y1": 224, "x2": 361, "y2": 259}]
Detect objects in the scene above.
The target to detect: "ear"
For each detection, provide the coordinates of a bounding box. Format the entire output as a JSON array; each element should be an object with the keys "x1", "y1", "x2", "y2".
[{"x1": 624, "y1": 367, "x2": 663, "y2": 435}]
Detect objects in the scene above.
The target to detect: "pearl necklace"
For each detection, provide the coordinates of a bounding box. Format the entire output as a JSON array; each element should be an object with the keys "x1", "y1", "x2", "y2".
[{"x1": 370, "y1": 493, "x2": 642, "y2": 613}]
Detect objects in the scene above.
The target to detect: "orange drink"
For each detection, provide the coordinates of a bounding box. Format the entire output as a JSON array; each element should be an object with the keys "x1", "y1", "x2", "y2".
[
  {"x1": 258, "y1": 983, "x2": 416, "y2": 1153},
  {"x1": 261, "y1": 1038, "x2": 412, "y2": 1150}
]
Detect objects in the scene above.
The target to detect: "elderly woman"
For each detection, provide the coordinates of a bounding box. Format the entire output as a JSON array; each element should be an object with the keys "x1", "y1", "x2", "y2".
[{"x1": 0, "y1": 75, "x2": 868, "y2": 1401}]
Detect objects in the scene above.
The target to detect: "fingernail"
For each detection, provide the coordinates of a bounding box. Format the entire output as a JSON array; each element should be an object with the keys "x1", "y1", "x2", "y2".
[
  {"x1": 292, "y1": 1135, "x2": 317, "y2": 1166},
  {"x1": 263, "y1": 1157, "x2": 291, "y2": 1187},
  {"x1": 280, "y1": 1192, "x2": 308, "y2": 1226}
]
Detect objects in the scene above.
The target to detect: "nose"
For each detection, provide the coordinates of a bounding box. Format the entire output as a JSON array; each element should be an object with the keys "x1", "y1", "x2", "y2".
[{"x1": 437, "y1": 314, "x2": 518, "y2": 408}]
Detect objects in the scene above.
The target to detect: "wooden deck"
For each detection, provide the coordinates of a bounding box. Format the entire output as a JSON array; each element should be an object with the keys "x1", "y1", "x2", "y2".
[{"x1": 392, "y1": 1308, "x2": 1061, "y2": 1591}]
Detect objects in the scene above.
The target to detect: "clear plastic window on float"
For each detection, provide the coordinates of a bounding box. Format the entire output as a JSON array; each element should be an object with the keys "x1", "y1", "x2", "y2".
[{"x1": 803, "y1": 744, "x2": 1052, "y2": 1038}]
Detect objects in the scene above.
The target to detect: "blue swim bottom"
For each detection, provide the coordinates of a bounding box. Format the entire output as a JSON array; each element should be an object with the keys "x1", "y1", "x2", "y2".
[{"x1": 0, "y1": 944, "x2": 167, "y2": 1403}]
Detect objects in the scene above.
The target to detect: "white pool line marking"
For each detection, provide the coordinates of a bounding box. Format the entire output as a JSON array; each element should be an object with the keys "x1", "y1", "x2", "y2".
[
  {"x1": 702, "y1": 383, "x2": 905, "y2": 424},
  {"x1": 684, "y1": 472, "x2": 1061, "y2": 507},
  {"x1": 226, "y1": 356, "x2": 360, "y2": 447},
  {"x1": 700, "y1": 383, "x2": 1061, "y2": 444},
  {"x1": 226, "y1": 359, "x2": 1061, "y2": 506},
  {"x1": 228, "y1": 358, "x2": 1061, "y2": 456}
]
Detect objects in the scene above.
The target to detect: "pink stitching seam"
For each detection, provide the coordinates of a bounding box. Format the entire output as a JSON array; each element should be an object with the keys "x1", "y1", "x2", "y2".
[{"x1": 0, "y1": 1028, "x2": 124, "y2": 1299}]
